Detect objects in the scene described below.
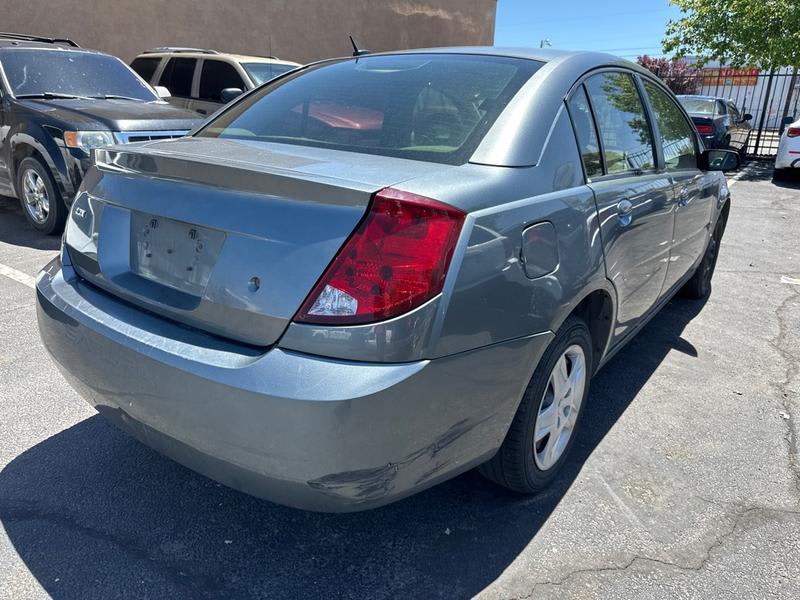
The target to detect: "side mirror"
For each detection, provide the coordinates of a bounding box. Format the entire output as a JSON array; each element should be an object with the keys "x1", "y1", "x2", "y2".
[
  {"x1": 702, "y1": 149, "x2": 740, "y2": 172},
  {"x1": 220, "y1": 88, "x2": 244, "y2": 103},
  {"x1": 742, "y1": 113, "x2": 753, "y2": 122},
  {"x1": 782, "y1": 115, "x2": 795, "y2": 126},
  {"x1": 153, "y1": 85, "x2": 171, "y2": 99}
]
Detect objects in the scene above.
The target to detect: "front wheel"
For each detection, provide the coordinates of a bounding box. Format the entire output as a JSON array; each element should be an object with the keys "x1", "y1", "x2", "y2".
[
  {"x1": 478, "y1": 316, "x2": 592, "y2": 494},
  {"x1": 16, "y1": 156, "x2": 67, "y2": 235}
]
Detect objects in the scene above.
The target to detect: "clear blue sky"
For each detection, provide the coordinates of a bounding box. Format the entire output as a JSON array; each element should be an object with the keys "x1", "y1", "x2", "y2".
[{"x1": 494, "y1": 0, "x2": 683, "y2": 59}]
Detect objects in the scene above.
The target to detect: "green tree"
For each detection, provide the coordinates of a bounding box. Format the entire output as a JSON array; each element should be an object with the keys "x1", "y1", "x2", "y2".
[{"x1": 664, "y1": 0, "x2": 800, "y2": 68}]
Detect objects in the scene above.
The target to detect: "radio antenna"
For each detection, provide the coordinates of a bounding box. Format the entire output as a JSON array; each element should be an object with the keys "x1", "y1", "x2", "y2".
[{"x1": 349, "y1": 35, "x2": 371, "y2": 57}]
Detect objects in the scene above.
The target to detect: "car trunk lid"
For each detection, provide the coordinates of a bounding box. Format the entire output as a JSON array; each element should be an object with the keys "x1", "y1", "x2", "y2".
[{"x1": 65, "y1": 137, "x2": 453, "y2": 346}]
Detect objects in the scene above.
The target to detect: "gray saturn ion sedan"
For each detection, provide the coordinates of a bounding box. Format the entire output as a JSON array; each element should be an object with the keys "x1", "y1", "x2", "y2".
[{"x1": 36, "y1": 48, "x2": 739, "y2": 512}]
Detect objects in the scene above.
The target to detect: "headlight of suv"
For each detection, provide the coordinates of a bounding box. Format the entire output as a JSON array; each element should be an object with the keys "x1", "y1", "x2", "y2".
[{"x1": 63, "y1": 131, "x2": 116, "y2": 153}]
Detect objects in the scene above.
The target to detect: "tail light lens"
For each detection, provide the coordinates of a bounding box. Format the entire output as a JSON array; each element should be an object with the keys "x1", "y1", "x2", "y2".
[
  {"x1": 787, "y1": 127, "x2": 800, "y2": 138},
  {"x1": 694, "y1": 124, "x2": 714, "y2": 134},
  {"x1": 295, "y1": 187, "x2": 465, "y2": 325}
]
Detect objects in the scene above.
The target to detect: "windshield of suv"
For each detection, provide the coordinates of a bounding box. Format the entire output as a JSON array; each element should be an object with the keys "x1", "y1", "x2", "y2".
[
  {"x1": 0, "y1": 49, "x2": 157, "y2": 101},
  {"x1": 678, "y1": 97, "x2": 715, "y2": 115},
  {"x1": 243, "y1": 62, "x2": 298, "y2": 85},
  {"x1": 198, "y1": 54, "x2": 542, "y2": 165}
]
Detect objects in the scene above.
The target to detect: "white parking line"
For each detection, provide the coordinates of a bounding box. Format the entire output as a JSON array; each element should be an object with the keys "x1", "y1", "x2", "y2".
[
  {"x1": 0, "y1": 263, "x2": 36, "y2": 289},
  {"x1": 781, "y1": 275, "x2": 800, "y2": 286}
]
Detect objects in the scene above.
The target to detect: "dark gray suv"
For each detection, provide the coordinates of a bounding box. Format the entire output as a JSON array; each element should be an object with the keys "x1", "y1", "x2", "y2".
[{"x1": 36, "y1": 48, "x2": 738, "y2": 511}]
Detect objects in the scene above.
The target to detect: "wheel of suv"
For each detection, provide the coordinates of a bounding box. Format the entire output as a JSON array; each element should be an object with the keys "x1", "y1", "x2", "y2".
[
  {"x1": 479, "y1": 316, "x2": 592, "y2": 494},
  {"x1": 16, "y1": 156, "x2": 67, "y2": 235},
  {"x1": 682, "y1": 212, "x2": 726, "y2": 299}
]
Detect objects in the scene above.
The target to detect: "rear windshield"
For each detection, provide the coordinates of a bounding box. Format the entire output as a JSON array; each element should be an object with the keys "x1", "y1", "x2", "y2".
[
  {"x1": 0, "y1": 49, "x2": 156, "y2": 101},
  {"x1": 198, "y1": 54, "x2": 542, "y2": 165},
  {"x1": 243, "y1": 62, "x2": 298, "y2": 85},
  {"x1": 678, "y1": 97, "x2": 715, "y2": 115}
]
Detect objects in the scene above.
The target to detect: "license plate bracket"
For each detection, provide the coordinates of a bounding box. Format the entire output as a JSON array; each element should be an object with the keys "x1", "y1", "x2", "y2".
[{"x1": 130, "y1": 213, "x2": 225, "y2": 296}]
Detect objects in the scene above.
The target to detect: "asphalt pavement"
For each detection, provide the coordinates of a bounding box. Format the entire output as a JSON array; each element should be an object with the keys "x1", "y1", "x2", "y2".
[{"x1": 0, "y1": 162, "x2": 798, "y2": 600}]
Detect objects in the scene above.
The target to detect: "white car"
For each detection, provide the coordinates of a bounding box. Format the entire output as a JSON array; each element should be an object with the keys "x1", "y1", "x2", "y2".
[
  {"x1": 131, "y1": 47, "x2": 300, "y2": 117},
  {"x1": 775, "y1": 117, "x2": 800, "y2": 179}
]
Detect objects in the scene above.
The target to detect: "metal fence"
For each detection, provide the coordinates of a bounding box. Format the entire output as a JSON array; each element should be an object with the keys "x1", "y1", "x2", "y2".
[{"x1": 656, "y1": 67, "x2": 800, "y2": 158}]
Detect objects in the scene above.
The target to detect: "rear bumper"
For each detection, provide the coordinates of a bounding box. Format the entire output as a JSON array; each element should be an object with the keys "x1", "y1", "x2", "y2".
[
  {"x1": 775, "y1": 152, "x2": 800, "y2": 169},
  {"x1": 36, "y1": 256, "x2": 552, "y2": 512}
]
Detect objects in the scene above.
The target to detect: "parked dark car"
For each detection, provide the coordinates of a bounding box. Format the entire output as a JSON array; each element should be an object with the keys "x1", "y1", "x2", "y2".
[
  {"x1": 0, "y1": 33, "x2": 202, "y2": 234},
  {"x1": 38, "y1": 48, "x2": 739, "y2": 511},
  {"x1": 677, "y1": 94, "x2": 752, "y2": 158}
]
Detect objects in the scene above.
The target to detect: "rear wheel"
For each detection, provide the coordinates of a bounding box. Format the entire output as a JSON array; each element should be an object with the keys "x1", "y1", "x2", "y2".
[
  {"x1": 682, "y1": 212, "x2": 725, "y2": 299},
  {"x1": 479, "y1": 316, "x2": 592, "y2": 494},
  {"x1": 16, "y1": 156, "x2": 67, "y2": 235}
]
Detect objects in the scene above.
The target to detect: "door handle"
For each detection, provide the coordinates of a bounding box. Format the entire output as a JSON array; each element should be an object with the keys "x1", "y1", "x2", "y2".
[
  {"x1": 617, "y1": 198, "x2": 633, "y2": 227},
  {"x1": 677, "y1": 186, "x2": 690, "y2": 207}
]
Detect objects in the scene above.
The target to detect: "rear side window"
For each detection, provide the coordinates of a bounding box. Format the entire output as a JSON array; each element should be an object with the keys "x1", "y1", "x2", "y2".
[
  {"x1": 199, "y1": 60, "x2": 246, "y2": 102},
  {"x1": 243, "y1": 62, "x2": 297, "y2": 85},
  {"x1": 198, "y1": 54, "x2": 543, "y2": 165},
  {"x1": 584, "y1": 72, "x2": 655, "y2": 174},
  {"x1": 716, "y1": 100, "x2": 727, "y2": 115},
  {"x1": 567, "y1": 85, "x2": 603, "y2": 179},
  {"x1": 130, "y1": 57, "x2": 160, "y2": 83},
  {"x1": 158, "y1": 57, "x2": 195, "y2": 98},
  {"x1": 642, "y1": 80, "x2": 698, "y2": 171}
]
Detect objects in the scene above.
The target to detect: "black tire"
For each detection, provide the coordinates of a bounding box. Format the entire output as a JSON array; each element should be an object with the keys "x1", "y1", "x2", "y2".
[
  {"x1": 773, "y1": 167, "x2": 789, "y2": 182},
  {"x1": 15, "y1": 156, "x2": 67, "y2": 235},
  {"x1": 681, "y1": 212, "x2": 726, "y2": 299},
  {"x1": 478, "y1": 316, "x2": 593, "y2": 494}
]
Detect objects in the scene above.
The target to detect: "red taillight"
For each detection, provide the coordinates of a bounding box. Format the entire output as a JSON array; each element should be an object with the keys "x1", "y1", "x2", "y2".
[
  {"x1": 694, "y1": 124, "x2": 714, "y2": 134},
  {"x1": 787, "y1": 127, "x2": 800, "y2": 138},
  {"x1": 295, "y1": 187, "x2": 466, "y2": 325}
]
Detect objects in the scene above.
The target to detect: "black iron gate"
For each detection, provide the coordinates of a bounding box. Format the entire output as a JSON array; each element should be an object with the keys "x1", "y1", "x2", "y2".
[{"x1": 662, "y1": 67, "x2": 799, "y2": 158}]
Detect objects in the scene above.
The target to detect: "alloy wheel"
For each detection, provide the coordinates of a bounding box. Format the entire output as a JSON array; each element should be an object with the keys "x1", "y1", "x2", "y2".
[
  {"x1": 533, "y1": 344, "x2": 587, "y2": 470},
  {"x1": 21, "y1": 168, "x2": 50, "y2": 225}
]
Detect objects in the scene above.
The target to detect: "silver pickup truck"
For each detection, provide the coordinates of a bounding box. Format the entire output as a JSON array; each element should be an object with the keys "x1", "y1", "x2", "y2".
[{"x1": 36, "y1": 48, "x2": 738, "y2": 512}]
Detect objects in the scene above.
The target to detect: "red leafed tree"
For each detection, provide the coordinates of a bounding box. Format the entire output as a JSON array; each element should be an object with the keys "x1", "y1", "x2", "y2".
[{"x1": 636, "y1": 55, "x2": 700, "y2": 95}]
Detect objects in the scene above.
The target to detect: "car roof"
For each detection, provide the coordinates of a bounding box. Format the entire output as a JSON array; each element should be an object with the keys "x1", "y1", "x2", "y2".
[
  {"x1": 331, "y1": 46, "x2": 659, "y2": 79},
  {"x1": 677, "y1": 94, "x2": 728, "y2": 102},
  {"x1": 137, "y1": 50, "x2": 300, "y2": 66},
  {"x1": 0, "y1": 40, "x2": 104, "y2": 54}
]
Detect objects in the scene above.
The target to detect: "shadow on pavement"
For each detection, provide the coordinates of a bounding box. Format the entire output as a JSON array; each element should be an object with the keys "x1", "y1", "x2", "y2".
[
  {"x1": 739, "y1": 159, "x2": 800, "y2": 189},
  {"x1": 0, "y1": 296, "x2": 707, "y2": 599},
  {"x1": 0, "y1": 195, "x2": 61, "y2": 251}
]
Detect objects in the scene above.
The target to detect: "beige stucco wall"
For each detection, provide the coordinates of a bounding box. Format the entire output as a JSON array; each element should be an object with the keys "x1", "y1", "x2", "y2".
[{"x1": 2, "y1": 0, "x2": 496, "y2": 63}]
